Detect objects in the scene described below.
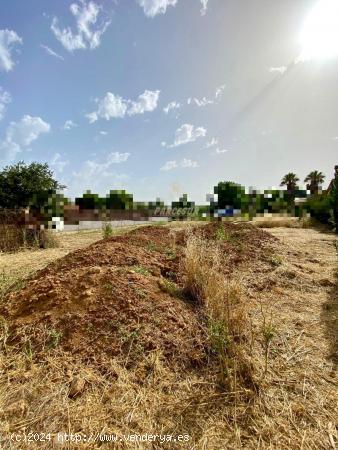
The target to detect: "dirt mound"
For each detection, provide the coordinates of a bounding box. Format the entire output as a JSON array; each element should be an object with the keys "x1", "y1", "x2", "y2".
[
  {"x1": 2, "y1": 223, "x2": 275, "y2": 370},
  {"x1": 176, "y1": 221, "x2": 276, "y2": 274}
]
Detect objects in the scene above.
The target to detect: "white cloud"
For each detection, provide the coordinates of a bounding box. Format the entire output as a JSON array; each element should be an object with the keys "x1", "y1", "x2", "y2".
[
  {"x1": 41, "y1": 44, "x2": 64, "y2": 60},
  {"x1": 181, "y1": 158, "x2": 198, "y2": 168},
  {"x1": 160, "y1": 160, "x2": 178, "y2": 171},
  {"x1": 0, "y1": 29, "x2": 23, "y2": 72},
  {"x1": 200, "y1": 0, "x2": 209, "y2": 16},
  {"x1": 100, "y1": 131, "x2": 108, "y2": 135},
  {"x1": 51, "y1": 1, "x2": 110, "y2": 52},
  {"x1": 106, "y1": 152, "x2": 130, "y2": 163},
  {"x1": 71, "y1": 153, "x2": 130, "y2": 195},
  {"x1": 63, "y1": 119, "x2": 77, "y2": 130},
  {"x1": 215, "y1": 84, "x2": 226, "y2": 99},
  {"x1": 87, "y1": 90, "x2": 160, "y2": 122},
  {"x1": 87, "y1": 93, "x2": 128, "y2": 123},
  {"x1": 215, "y1": 148, "x2": 228, "y2": 154},
  {"x1": 86, "y1": 152, "x2": 130, "y2": 173},
  {"x1": 0, "y1": 87, "x2": 11, "y2": 121},
  {"x1": 163, "y1": 101, "x2": 181, "y2": 114},
  {"x1": 191, "y1": 96, "x2": 214, "y2": 107},
  {"x1": 73, "y1": 152, "x2": 130, "y2": 180},
  {"x1": 269, "y1": 66, "x2": 287, "y2": 75},
  {"x1": 136, "y1": 0, "x2": 177, "y2": 18},
  {"x1": 160, "y1": 158, "x2": 198, "y2": 171},
  {"x1": 205, "y1": 137, "x2": 218, "y2": 148},
  {"x1": 51, "y1": 153, "x2": 69, "y2": 173},
  {"x1": 86, "y1": 112, "x2": 100, "y2": 123},
  {"x1": 166, "y1": 123, "x2": 207, "y2": 148},
  {"x1": 189, "y1": 84, "x2": 226, "y2": 107},
  {"x1": 128, "y1": 90, "x2": 160, "y2": 116},
  {"x1": 6, "y1": 115, "x2": 51, "y2": 147},
  {"x1": 0, "y1": 115, "x2": 51, "y2": 162}
]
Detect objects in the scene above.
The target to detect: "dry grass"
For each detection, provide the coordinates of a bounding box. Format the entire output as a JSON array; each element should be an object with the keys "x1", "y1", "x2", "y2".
[
  {"x1": 182, "y1": 232, "x2": 255, "y2": 392},
  {"x1": 0, "y1": 225, "x2": 337, "y2": 449},
  {"x1": 0, "y1": 224, "x2": 23, "y2": 252},
  {"x1": 252, "y1": 216, "x2": 313, "y2": 228},
  {"x1": 0, "y1": 222, "x2": 60, "y2": 253}
]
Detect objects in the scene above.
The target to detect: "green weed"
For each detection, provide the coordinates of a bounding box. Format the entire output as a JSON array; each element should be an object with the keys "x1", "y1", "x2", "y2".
[
  {"x1": 134, "y1": 287, "x2": 147, "y2": 298},
  {"x1": 130, "y1": 265, "x2": 150, "y2": 276},
  {"x1": 158, "y1": 278, "x2": 182, "y2": 297},
  {"x1": 215, "y1": 226, "x2": 230, "y2": 241},
  {"x1": 102, "y1": 223, "x2": 113, "y2": 239},
  {"x1": 48, "y1": 329, "x2": 62, "y2": 349},
  {"x1": 268, "y1": 255, "x2": 283, "y2": 267},
  {"x1": 165, "y1": 248, "x2": 177, "y2": 260},
  {"x1": 146, "y1": 241, "x2": 158, "y2": 252}
]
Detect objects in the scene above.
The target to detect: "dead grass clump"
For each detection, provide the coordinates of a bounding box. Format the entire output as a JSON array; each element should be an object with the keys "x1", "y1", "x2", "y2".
[
  {"x1": 182, "y1": 233, "x2": 255, "y2": 391},
  {"x1": 253, "y1": 217, "x2": 317, "y2": 229},
  {"x1": 23, "y1": 229, "x2": 59, "y2": 249},
  {"x1": 0, "y1": 224, "x2": 24, "y2": 252},
  {"x1": 0, "y1": 226, "x2": 59, "y2": 253}
]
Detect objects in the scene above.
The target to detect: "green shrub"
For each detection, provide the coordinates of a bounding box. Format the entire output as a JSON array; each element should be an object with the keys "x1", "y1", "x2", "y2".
[
  {"x1": 102, "y1": 222, "x2": 113, "y2": 238},
  {"x1": 305, "y1": 194, "x2": 332, "y2": 225}
]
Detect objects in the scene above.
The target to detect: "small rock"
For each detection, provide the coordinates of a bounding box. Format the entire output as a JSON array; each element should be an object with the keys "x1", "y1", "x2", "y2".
[{"x1": 69, "y1": 377, "x2": 86, "y2": 398}]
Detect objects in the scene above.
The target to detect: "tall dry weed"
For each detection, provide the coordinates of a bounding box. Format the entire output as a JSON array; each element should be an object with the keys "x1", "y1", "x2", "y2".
[{"x1": 182, "y1": 232, "x2": 255, "y2": 392}]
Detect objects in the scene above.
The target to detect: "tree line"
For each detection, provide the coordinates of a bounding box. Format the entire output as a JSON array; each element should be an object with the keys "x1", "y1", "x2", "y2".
[{"x1": 0, "y1": 161, "x2": 337, "y2": 232}]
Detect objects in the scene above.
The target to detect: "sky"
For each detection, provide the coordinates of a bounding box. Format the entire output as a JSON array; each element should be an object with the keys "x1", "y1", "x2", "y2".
[{"x1": 0, "y1": 0, "x2": 337, "y2": 203}]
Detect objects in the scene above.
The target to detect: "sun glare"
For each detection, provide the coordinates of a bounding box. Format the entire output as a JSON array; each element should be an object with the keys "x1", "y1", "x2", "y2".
[{"x1": 299, "y1": 0, "x2": 338, "y2": 61}]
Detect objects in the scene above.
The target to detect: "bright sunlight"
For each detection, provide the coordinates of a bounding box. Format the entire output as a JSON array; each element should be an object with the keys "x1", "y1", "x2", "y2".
[{"x1": 299, "y1": 0, "x2": 338, "y2": 61}]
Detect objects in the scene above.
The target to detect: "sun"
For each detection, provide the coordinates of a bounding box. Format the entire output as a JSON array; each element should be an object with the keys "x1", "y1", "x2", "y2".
[{"x1": 299, "y1": 0, "x2": 338, "y2": 61}]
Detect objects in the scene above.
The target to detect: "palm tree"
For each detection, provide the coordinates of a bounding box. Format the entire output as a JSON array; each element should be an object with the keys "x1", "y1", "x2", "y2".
[
  {"x1": 280, "y1": 173, "x2": 300, "y2": 192},
  {"x1": 304, "y1": 170, "x2": 325, "y2": 194}
]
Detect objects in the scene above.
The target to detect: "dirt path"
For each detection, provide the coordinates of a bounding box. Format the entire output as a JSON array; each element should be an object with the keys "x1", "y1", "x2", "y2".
[
  {"x1": 252, "y1": 227, "x2": 338, "y2": 448},
  {"x1": 268, "y1": 227, "x2": 337, "y2": 373}
]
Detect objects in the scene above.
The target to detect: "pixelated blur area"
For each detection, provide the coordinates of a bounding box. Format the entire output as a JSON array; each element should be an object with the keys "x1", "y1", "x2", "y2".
[{"x1": 1, "y1": 168, "x2": 336, "y2": 252}]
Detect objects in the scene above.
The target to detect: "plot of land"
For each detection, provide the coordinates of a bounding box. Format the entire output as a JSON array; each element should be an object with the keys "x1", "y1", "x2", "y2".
[{"x1": 0, "y1": 223, "x2": 337, "y2": 449}]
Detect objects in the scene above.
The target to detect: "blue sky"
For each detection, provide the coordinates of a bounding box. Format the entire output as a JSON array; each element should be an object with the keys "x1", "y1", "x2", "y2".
[{"x1": 0, "y1": 0, "x2": 337, "y2": 203}]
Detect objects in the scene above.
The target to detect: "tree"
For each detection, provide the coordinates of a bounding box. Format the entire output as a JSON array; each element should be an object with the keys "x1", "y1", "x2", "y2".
[
  {"x1": 214, "y1": 181, "x2": 247, "y2": 211},
  {"x1": 105, "y1": 190, "x2": 133, "y2": 210},
  {"x1": 75, "y1": 191, "x2": 103, "y2": 210},
  {"x1": 171, "y1": 194, "x2": 195, "y2": 209},
  {"x1": 0, "y1": 161, "x2": 65, "y2": 210},
  {"x1": 304, "y1": 170, "x2": 325, "y2": 195},
  {"x1": 280, "y1": 173, "x2": 300, "y2": 192},
  {"x1": 171, "y1": 194, "x2": 195, "y2": 219},
  {"x1": 280, "y1": 173, "x2": 300, "y2": 209},
  {"x1": 29, "y1": 190, "x2": 68, "y2": 228}
]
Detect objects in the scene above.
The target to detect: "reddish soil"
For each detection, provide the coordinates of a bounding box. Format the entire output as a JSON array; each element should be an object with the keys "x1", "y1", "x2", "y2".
[{"x1": 2, "y1": 223, "x2": 275, "y2": 371}]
